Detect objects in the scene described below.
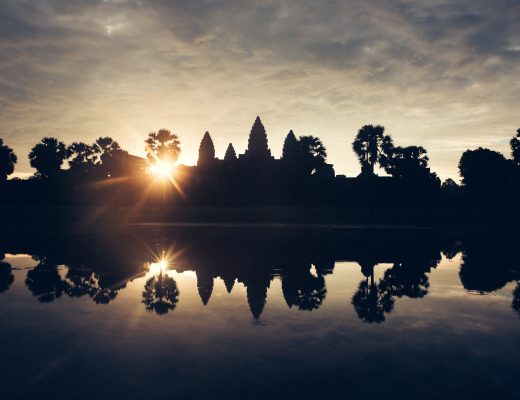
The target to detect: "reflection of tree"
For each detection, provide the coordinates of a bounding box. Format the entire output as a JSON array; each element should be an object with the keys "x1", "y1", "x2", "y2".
[
  {"x1": 65, "y1": 268, "x2": 118, "y2": 304},
  {"x1": 142, "y1": 272, "x2": 180, "y2": 315},
  {"x1": 383, "y1": 262, "x2": 430, "y2": 299},
  {"x1": 352, "y1": 278, "x2": 394, "y2": 323},
  {"x1": 512, "y1": 283, "x2": 520, "y2": 318},
  {"x1": 459, "y1": 249, "x2": 511, "y2": 293},
  {"x1": 0, "y1": 254, "x2": 14, "y2": 293},
  {"x1": 25, "y1": 256, "x2": 66, "y2": 302},
  {"x1": 282, "y1": 270, "x2": 327, "y2": 311}
]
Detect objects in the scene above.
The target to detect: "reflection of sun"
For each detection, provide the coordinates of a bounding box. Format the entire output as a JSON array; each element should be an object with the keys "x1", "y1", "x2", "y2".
[
  {"x1": 149, "y1": 161, "x2": 175, "y2": 179},
  {"x1": 148, "y1": 258, "x2": 169, "y2": 275}
]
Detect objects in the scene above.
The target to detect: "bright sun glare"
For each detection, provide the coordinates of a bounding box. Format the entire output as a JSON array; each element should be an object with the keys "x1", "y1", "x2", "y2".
[{"x1": 149, "y1": 161, "x2": 175, "y2": 179}]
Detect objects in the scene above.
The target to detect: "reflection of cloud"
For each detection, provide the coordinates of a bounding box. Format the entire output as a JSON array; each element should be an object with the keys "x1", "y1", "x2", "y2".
[{"x1": 0, "y1": 0, "x2": 518, "y2": 180}]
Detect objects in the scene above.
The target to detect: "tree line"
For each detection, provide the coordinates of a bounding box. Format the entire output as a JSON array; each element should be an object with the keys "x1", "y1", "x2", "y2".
[{"x1": 0, "y1": 118, "x2": 519, "y2": 208}]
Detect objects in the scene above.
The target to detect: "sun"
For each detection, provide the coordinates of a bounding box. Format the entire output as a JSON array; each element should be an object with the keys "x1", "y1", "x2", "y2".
[{"x1": 149, "y1": 160, "x2": 175, "y2": 179}]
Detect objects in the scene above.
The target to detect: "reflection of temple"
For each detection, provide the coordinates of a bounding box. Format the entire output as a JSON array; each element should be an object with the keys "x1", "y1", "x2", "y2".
[{"x1": 2, "y1": 228, "x2": 520, "y2": 321}]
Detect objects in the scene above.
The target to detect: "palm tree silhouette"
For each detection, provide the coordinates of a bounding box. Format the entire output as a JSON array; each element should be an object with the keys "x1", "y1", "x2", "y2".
[
  {"x1": 352, "y1": 125, "x2": 393, "y2": 177},
  {"x1": 28, "y1": 137, "x2": 68, "y2": 178},
  {"x1": 145, "y1": 129, "x2": 181, "y2": 164}
]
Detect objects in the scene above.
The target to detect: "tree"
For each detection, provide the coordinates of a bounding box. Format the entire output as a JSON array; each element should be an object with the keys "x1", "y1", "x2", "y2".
[
  {"x1": 441, "y1": 178, "x2": 459, "y2": 191},
  {"x1": 511, "y1": 128, "x2": 520, "y2": 166},
  {"x1": 67, "y1": 142, "x2": 95, "y2": 173},
  {"x1": 244, "y1": 116, "x2": 271, "y2": 160},
  {"x1": 383, "y1": 146, "x2": 428, "y2": 178},
  {"x1": 92, "y1": 137, "x2": 124, "y2": 164},
  {"x1": 145, "y1": 129, "x2": 181, "y2": 164},
  {"x1": 382, "y1": 145, "x2": 439, "y2": 188},
  {"x1": 28, "y1": 137, "x2": 68, "y2": 178},
  {"x1": 64, "y1": 268, "x2": 118, "y2": 304},
  {"x1": 458, "y1": 147, "x2": 510, "y2": 193},
  {"x1": 224, "y1": 143, "x2": 237, "y2": 161},
  {"x1": 281, "y1": 130, "x2": 299, "y2": 164},
  {"x1": 298, "y1": 135, "x2": 327, "y2": 174},
  {"x1": 352, "y1": 124, "x2": 393, "y2": 176},
  {"x1": 0, "y1": 138, "x2": 17, "y2": 181},
  {"x1": 197, "y1": 131, "x2": 215, "y2": 166},
  {"x1": 92, "y1": 137, "x2": 129, "y2": 178},
  {"x1": 281, "y1": 269, "x2": 327, "y2": 311}
]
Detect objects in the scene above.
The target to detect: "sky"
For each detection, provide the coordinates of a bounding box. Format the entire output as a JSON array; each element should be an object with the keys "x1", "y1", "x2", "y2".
[{"x1": 0, "y1": 0, "x2": 519, "y2": 180}]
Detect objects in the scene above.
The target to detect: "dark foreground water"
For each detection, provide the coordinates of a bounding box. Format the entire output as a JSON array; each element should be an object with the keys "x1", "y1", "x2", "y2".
[{"x1": 0, "y1": 226, "x2": 519, "y2": 400}]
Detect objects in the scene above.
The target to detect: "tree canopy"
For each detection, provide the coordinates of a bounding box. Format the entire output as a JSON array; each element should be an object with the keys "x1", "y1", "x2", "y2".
[
  {"x1": 28, "y1": 137, "x2": 68, "y2": 178},
  {"x1": 145, "y1": 129, "x2": 181, "y2": 163},
  {"x1": 458, "y1": 147, "x2": 511, "y2": 193}
]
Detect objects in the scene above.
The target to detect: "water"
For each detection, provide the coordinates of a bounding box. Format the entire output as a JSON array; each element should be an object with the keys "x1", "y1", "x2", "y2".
[{"x1": 0, "y1": 226, "x2": 519, "y2": 400}]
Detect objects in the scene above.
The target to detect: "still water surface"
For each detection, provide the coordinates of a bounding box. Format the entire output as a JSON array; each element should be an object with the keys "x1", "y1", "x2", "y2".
[{"x1": 0, "y1": 226, "x2": 519, "y2": 399}]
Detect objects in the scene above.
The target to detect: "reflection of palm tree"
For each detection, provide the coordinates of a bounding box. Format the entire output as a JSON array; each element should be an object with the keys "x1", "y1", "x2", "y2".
[
  {"x1": 25, "y1": 257, "x2": 66, "y2": 302},
  {"x1": 352, "y1": 278, "x2": 394, "y2": 323},
  {"x1": 0, "y1": 255, "x2": 14, "y2": 293},
  {"x1": 142, "y1": 272, "x2": 180, "y2": 315},
  {"x1": 512, "y1": 283, "x2": 520, "y2": 318},
  {"x1": 282, "y1": 271, "x2": 327, "y2": 311}
]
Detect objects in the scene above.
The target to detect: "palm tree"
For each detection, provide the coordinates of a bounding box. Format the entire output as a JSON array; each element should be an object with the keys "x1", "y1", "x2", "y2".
[
  {"x1": 28, "y1": 137, "x2": 68, "y2": 178},
  {"x1": 145, "y1": 129, "x2": 181, "y2": 164},
  {"x1": 0, "y1": 138, "x2": 17, "y2": 182},
  {"x1": 352, "y1": 125, "x2": 393, "y2": 176}
]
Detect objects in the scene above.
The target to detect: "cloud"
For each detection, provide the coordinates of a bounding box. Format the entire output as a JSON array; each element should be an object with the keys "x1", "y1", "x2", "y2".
[{"x1": 0, "y1": 0, "x2": 518, "y2": 180}]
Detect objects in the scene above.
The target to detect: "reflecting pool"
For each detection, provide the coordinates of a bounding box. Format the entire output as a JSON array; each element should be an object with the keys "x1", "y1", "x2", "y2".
[{"x1": 1, "y1": 226, "x2": 519, "y2": 399}]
